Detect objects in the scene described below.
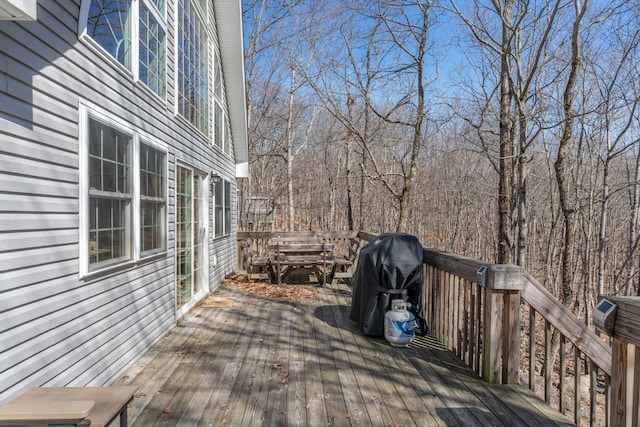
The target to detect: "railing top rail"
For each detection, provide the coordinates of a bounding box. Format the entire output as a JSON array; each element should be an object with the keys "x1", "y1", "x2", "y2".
[
  {"x1": 420, "y1": 245, "x2": 612, "y2": 376},
  {"x1": 423, "y1": 248, "x2": 523, "y2": 290},
  {"x1": 238, "y1": 231, "x2": 358, "y2": 240},
  {"x1": 522, "y1": 272, "x2": 612, "y2": 375}
]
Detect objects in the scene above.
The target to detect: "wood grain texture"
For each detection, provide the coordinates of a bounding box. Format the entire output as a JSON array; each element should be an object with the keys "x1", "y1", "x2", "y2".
[{"x1": 117, "y1": 282, "x2": 577, "y2": 426}]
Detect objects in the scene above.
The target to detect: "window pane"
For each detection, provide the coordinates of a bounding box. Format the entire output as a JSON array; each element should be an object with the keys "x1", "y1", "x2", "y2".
[
  {"x1": 140, "y1": 142, "x2": 166, "y2": 255},
  {"x1": 89, "y1": 119, "x2": 131, "y2": 194},
  {"x1": 140, "y1": 143, "x2": 165, "y2": 198},
  {"x1": 87, "y1": 0, "x2": 132, "y2": 69},
  {"x1": 214, "y1": 52, "x2": 222, "y2": 98},
  {"x1": 224, "y1": 180, "x2": 231, "y2": 235},
  {"x1": 141, "y1": 201, "x2": 165, "y2": 253},
  {"x1": 89, "y1": 197, "x2": 130, "y2": 267},
  {"x1": 150, "y1": 0, "x2": 165, "y2": 14},
  {"x1": 214, "y1": 102, "x2": 223, "y2": 149},
  {"x1": 176, "y1": 167, "x2": 193, "y2": 308},
  {"x1": 214, "y1": 181, "x2": 223, "y2": 237},
  {"x1": 139, "y1": 3, "x2": 166, "y2": 98},
  {"x1": 177, "y1": 0, "x2": 209, "y2": 134}
]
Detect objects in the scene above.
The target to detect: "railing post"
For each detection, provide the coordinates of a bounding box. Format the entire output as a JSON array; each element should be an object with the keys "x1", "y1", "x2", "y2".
[
  {"x1": 483, "y1": 264, "x2": 523, "y2": 384},
  {"x1": 483, "y1": 287, "x2": 503, "y2": 383},
  {"x1": 597, "y1": 296, "x2": 640, "y2": 427}
]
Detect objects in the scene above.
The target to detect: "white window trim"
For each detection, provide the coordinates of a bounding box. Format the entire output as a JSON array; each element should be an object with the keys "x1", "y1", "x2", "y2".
[
  {"x1": 78, "y1": 0, "x2": 168, "y2": 101},
  {"x1": 79, "y1": 102, "x2": 169, "y2": 278}
]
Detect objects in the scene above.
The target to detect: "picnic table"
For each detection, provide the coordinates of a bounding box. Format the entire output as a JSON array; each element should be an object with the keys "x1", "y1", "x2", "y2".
[{"x1": 268, "y1": 238, "x2": 334, "y2": 285}]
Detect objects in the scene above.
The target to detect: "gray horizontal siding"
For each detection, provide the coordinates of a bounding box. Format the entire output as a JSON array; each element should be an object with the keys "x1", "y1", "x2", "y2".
[
  {"x1": 1, "y1": 229, "x2": 77, "y2": 253},
  {"x1": 0, "y1": 0, "x2": 241, "y2": 405},
  {"x1": 0, "y1": 244, "x2": 78, "y2": 271}
]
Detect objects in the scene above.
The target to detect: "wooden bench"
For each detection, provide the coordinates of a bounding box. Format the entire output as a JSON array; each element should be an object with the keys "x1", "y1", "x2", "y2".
[
  {"x1": 0, "y1": 386, "x2": 137, "y2": 427},
  {"x1": 240, "y1": 238, "x2": 273, "y2": 282},
  {"x1": 248, "y1": 256, "x2": 272, "y2": 281},
  {"x1": 328, "y1": 237, "x2": 363, "y2": 285},
  {"x1": 268, "y1": 238, "x2": 334, "y2": 285}
]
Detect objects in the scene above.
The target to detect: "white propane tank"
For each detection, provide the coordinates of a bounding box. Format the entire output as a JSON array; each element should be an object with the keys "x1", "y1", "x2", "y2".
[{"x1": 384, "y1": 299, "x2": 415, "y2": 347}]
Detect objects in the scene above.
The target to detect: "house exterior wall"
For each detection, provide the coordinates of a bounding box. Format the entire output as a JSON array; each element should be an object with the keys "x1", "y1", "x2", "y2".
[{"x1": 0, "y1": 0, "x2": 245, "y2": 403}]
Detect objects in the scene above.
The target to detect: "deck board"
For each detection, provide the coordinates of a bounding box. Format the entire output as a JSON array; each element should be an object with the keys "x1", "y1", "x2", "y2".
[{"x1": 118, "y1": 282, "x2": 575, "y2": 426}]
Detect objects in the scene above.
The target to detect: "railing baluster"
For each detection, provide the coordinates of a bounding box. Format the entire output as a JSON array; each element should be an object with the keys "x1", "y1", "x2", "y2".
[
  {"x1": 560, "y1": 335, "x2": 566, "y2": 414},
  {"x1": 544, "y1": 319, "x2": 552, "y2": 403},
  {"x1": 476, "y1": 285, "x2": 483, "y2": 375},
  {"x1": 575, "y1": 348, "x2": 582, "y2": 425},
  {"x1": 529, "y1": 307, "x2": 536, "y2": 391},
  {"x1": 470, "y1": 287, "x2": 477, "y2": 373},
  {"x1": 590, "y1": 362, "x2": 597, "y2": 427},
  {"x1": 463, "y1": 280, "x2": 470, "y2": 365}
]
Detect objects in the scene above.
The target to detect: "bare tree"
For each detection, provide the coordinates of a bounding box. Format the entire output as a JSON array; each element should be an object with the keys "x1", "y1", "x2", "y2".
[
  {"x1": 586, "y1": 26, "x2": 640, "y2": 298},
  {"x1": 554, "y1": 0, "x2": 588, "y2": 307}
]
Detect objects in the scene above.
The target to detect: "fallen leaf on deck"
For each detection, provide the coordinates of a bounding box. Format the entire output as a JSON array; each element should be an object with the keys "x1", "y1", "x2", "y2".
[
  {"x1": 219, "y1": 419, "x2": 230, "y2": 426},
  {"x1": 222, "y1": 279, "x2": 318, "y2": 302},
  {"x1": 200, "y1": 296, "x2": 235, "y2": 308},
  {"x1": 270, "y1": 363, "x2": 283, "y2": 369},
  {"x1": 162, "y1": 407, "x2": 172, "y2": 414}
]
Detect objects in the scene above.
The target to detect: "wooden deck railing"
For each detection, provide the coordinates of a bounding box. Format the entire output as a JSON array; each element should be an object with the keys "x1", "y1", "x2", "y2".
[
  {"x1": 236, "y1": 231, "x2": 639, "y2": 426},
  {"x1": 415, "y1": 247, "x2": 611, "y2": 426}
]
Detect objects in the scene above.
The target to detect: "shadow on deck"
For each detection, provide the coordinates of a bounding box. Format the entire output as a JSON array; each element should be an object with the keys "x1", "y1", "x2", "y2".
[{"x1": 115, "y1": 282, "x2": 574, "y2": 426}]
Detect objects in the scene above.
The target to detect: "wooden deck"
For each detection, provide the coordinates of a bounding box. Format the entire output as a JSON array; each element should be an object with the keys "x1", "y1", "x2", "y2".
[{"x1": 115, "y1": 282, "x2": 575, "y2": 426}]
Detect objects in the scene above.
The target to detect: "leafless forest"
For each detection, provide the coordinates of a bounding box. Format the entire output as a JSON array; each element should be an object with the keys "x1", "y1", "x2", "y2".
[{"x1": 237, "y1": 0, "x2": 640, "y2": 316}]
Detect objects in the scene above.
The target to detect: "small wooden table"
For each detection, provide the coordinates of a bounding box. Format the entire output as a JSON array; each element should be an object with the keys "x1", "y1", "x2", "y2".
[
  {"x1": 268, "y1": 241, "x2": 334, "y2": 285},
  {"x1": 0, "y1": 386, "x2": 137, "y2": 427}
]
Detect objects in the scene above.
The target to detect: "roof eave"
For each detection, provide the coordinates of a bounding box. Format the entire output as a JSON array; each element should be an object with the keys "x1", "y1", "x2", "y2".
[{"x1": 213, "y1": 0, "x2": 249, "y2": 178}]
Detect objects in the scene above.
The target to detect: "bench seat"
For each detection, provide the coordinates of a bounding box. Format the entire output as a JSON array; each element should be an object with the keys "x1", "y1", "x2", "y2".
[{"x1": 0, "y1": 386, "x2": 137, "y2": 427}]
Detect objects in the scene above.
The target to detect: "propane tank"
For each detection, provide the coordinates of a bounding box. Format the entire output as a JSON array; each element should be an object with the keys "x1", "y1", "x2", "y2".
[{"x1": 384, "y1": 299, "x2": 415, "y2": 347}]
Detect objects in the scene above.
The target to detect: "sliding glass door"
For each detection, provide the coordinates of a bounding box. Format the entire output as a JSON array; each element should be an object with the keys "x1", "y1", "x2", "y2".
[{"x1": 176, "y1": 165, "x2": 207, "y2": 314}]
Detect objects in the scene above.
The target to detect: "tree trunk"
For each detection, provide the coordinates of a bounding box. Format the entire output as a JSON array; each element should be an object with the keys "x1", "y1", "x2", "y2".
[
  {"x1": 395, "y1": 2, "x2": 429, "y2": 232},
  {"x1": 554, "y1": 0, "x2": 588, "y2": 307},
  {"x1": 516, "y1": 109, "x2": 528, "y2": 267},
  {"x1": 346, "y1": 95, "x2": 355, "y2": 231},
  {"x1": 498, "y1": 0, "x2": 515, "y2": 264},
  {"x1": 631, "y1": 148, "x2": 640, "y2": 295},
  {"x1": 286, "y1": 67, "x2": 296, "y2": 231}
]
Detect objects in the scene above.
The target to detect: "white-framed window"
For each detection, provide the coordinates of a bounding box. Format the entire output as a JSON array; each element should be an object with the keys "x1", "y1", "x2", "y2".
[
  {"x1": 87, "y1": 117, "x2": 133, "y2": 268},
  {"x1": 81, "y1": 0, "x2": 167, "y2": 99},
  {"x1": 80, "y1": 104, "x2": 168, "y2": 276},
  {"x1": 214, "y1": 179, "x2": 232, "y2": 237},
  {"x1": 213, "y1": 48, "x2": 231, "y2": 155},
  {"x1": 176, "y1": 0, "x2": 209, "y2": 134},
  {"x1": 140, "y1": 141, "x2": 167, "y2": 256}
]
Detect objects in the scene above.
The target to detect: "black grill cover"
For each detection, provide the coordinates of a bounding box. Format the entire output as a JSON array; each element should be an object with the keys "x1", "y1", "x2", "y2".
[{"x1": 350, "y1": 233, "x2": 423, "y2": 336}]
